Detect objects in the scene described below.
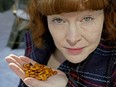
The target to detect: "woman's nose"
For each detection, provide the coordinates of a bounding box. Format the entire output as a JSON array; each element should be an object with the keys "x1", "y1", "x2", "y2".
[{"x1": 66, "y1": 24, "x2": 81, "y2": 46}]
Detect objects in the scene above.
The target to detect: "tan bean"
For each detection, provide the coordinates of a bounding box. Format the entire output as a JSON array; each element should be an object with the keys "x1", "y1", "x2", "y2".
[{"x1": 22, "y1": 63, "x2": 58, "y2": 81}]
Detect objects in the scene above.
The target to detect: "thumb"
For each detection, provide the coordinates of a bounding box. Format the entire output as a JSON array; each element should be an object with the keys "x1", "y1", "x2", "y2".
[{"x1": 24, "y1": 77, "x2": 47, "y2": 87}]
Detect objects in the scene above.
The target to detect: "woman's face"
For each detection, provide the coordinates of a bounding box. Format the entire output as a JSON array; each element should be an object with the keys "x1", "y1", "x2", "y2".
[{"x1": 47, "y1": 10, "x2": 104, "y2": 63}]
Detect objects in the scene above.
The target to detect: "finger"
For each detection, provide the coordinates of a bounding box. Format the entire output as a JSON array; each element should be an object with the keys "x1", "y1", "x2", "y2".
[
  {"x1": 20, "y1": 56, "x2": 37, "y2": 65},
  {"x1": 9, "y1": 63, "x2": 25, "y2": 80},
  {"x1": 56, "y1": 69, "x2": 66, "y2": 75},
  {"x1": 9, "y1": 54, "x2": 25, "y2": 65},
  {"x1": 48, "y1": 73, "x2": 67, "y2": 81},
  {"x1": 6, "y1": 54, "x2": 24, "y2": 65},
  {"x1": 5, "y1": 56, "x2": 23, "y2": 68},
  {"x1": 24, "y1": 77, "x2": 48, "y2": 87}
]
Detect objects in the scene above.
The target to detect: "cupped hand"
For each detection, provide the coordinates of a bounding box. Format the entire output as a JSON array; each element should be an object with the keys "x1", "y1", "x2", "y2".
[{"x1": 5, "y1": 54, "x2": 68, "y2": 87}]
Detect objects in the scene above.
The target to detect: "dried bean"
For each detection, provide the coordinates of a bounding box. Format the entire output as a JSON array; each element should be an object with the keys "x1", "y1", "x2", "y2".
[{"x1": 22, "y1": 63, "x2": 57, "y2": 81}]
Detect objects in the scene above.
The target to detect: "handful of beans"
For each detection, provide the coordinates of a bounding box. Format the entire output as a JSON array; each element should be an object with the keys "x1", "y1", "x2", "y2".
[{"x1": 22, "y1": 63, "x2": 57, "y2": 81}]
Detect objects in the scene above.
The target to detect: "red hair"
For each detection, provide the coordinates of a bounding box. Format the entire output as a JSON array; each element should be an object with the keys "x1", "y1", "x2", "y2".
[{"x1": 27, "y1": 0, "x2": 116, "y2": 47}]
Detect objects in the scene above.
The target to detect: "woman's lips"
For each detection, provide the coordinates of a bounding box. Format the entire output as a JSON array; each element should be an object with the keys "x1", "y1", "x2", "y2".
[{"x1": 65, "y1": 47, "x2": 84, "y2": 55}]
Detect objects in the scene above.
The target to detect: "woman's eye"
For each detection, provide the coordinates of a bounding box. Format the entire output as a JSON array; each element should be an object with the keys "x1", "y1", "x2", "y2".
[
  {"x1": 81, "y1": 17, "x2": 94, "y2": 22},
  {"x1": 52, "y1": 18, "x2": 65, "y2": 24}
]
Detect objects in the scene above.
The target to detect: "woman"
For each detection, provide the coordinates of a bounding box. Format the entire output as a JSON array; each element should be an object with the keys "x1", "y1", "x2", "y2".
[{"x1": 6, "y1": 0, "x2": 116, "y2": 87}]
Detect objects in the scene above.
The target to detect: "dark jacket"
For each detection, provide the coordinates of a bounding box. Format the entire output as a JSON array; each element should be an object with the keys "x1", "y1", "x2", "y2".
[{"x1": 58, "y1": 39, "x2": 116, "y2": 86}]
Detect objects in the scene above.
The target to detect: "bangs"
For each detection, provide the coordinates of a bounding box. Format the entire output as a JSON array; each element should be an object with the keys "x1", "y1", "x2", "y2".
[{"x1": 37, "y1": 0, "x2": 109, "y2": 15}]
